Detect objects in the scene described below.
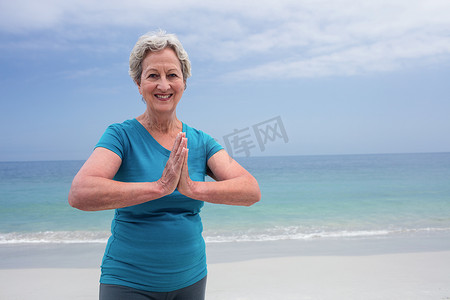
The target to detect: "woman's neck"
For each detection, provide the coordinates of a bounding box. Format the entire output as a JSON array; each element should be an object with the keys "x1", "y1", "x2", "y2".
[{"x1": 137, "y1": 111, "x2": 182, "y2": 135}]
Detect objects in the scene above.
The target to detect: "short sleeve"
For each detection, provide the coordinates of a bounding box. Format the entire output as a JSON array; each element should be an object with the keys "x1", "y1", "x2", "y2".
[
  {"x1": 95, "y1": 124, "x2": 125, "y2": 159},
  {"x1": 204, "y1": 132, "x2": 224, "y2": 160}
]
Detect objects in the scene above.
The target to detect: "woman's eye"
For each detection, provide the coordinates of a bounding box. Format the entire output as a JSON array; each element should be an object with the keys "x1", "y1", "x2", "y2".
[
  {"x1": 168, "y1": 73, "x2": 178, "y2": 78},
  {"x1": 148, "y1": 74, "x2": 158, "y2": 78}
]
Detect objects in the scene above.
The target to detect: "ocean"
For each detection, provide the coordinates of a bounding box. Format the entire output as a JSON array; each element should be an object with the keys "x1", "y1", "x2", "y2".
[{"x1": 1, "y1": 153, "x2": 450, "y2": 245}]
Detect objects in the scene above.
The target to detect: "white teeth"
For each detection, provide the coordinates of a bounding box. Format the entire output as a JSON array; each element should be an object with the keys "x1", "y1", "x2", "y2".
[{"x1": 156, "y1": 94, "x2": 171, "y2": 99}]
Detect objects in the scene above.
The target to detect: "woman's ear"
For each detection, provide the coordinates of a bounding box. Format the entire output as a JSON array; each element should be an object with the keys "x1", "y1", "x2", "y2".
[{"x1": 135, "y1": 80, "x2": 142, "y2": 95}]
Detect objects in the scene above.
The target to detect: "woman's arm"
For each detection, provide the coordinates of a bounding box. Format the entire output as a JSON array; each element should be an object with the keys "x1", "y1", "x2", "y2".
[
  {"x1": 177, "y1": 149, "x2": 261, "y2": 206},
  {"x1": 68, "y1": 133, "x2": 188, "y2": 211}
]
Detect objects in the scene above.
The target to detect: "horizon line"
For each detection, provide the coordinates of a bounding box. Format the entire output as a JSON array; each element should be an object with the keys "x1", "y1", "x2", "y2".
[{"x1": 1, "y1": 150, "x2": 449, "y2": 163}]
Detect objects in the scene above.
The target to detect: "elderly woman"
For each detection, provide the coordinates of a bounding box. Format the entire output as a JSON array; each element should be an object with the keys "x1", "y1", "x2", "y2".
[{"x1": 68, "y1": 30, "x2": 260, "y2": 299}]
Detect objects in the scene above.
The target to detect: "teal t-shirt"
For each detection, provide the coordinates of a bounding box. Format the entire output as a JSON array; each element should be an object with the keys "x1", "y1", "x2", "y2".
[{"x1": 96, "y1": 119, "x2": 223, "y2": 292}]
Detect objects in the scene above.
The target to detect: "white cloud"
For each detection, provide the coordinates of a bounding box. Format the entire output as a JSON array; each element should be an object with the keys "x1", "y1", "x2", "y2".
[
  {"x1": 210, "y1": 0, "x2": 450, "y2": 79},
  {"x1": 0, "y1": 0, "x2": 64, "y2": 32},
  {"x1": 227, "y1": 33, "x2": 450, "y2": 79},
  {"x1": 1, "y1": 0, "x2": 450, "y2": 79}
]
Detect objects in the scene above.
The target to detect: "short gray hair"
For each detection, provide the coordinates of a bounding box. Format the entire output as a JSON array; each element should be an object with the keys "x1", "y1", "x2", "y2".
[{"x1": 129, "y1": 30, "x2": 191, "y2": 85}]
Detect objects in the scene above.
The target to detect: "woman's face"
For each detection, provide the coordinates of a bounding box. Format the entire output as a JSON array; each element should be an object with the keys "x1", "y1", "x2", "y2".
[{"x1": 138, "y1": 48, "x2": 185, "y2": 115}]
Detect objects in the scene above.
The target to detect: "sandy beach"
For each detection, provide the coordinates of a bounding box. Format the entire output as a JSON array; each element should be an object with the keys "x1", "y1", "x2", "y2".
[
  {"x1": 1, "y1": 236, "x2": 450, "y2": 300},
  {"x1": 1, "y1": 252, "x2": 450, "y2": 300}
]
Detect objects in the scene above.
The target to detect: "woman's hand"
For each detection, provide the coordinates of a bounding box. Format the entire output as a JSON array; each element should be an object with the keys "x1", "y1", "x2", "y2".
[
  {"x1": 157, "y1": 132, "x2": 188, "y2": 196},
  {"x1": 177, "y1": 148, "x2": 197, "y2": 198}
]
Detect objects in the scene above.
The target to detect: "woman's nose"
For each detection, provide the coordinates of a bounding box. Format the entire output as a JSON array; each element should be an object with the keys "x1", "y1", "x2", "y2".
[{"x1": 157, "y1": 77, "x2": 170, "y2": 91}]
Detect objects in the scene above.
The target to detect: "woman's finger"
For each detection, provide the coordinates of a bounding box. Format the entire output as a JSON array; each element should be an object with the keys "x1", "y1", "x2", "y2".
[
  {"x1": 170, "y1": 132, "x2": 185, "y2": 156},
  {"x1": 159, "y1": 133, "x2": 188, "y2": 194},
  {"x1": 172, "y1": 137, "x2": 187, "y2": 166}
]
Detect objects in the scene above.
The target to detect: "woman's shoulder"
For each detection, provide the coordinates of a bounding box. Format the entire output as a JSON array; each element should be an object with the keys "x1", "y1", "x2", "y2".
[
  {"x1": 184, "y1": 123, "x2": 214, "y2": 141},
  {"x1": 183, "y1": 122, "x2": 214, "y2": 136},
  {"x1": 106, "y1": 118, "x2": 139, "y2": 132},
  {"x1": 184, "y1": 123, "x2": 223, "y2": 156}
]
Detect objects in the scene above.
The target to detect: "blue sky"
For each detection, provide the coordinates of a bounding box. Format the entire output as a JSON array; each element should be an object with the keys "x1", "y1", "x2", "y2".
[{"x1": 1, "y1": 0, "x2": 450, "y2": 161}]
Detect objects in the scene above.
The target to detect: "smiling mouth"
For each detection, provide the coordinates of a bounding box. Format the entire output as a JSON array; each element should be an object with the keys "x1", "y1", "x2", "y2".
[{"x1": 155, "y1": 94, "x2": 172, "y2": 100}]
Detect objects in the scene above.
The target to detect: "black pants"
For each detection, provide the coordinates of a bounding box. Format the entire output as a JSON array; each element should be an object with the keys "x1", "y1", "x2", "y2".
[{"x1": 99, "y1": 276, "x2": 207, "y2": 300}]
